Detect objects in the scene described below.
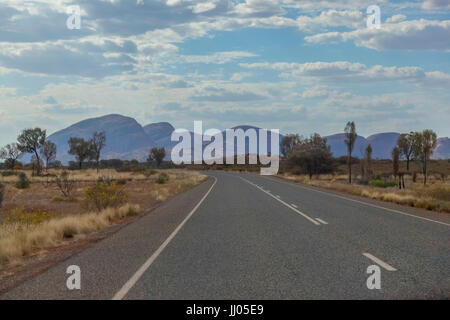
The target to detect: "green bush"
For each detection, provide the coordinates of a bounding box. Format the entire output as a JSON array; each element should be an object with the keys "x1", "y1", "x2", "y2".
[
  {"x1": 16, "y1": 172, "x2": 30, "y2": 189},
  {"x1": 83, "y1": 182, "x2": 128, "y2": 211},
  {"x1": 156, "y1": 173, "x2": 169, "y2": 184},
  {"x1": 368, "y1": 179, "x2": 396, "y2": 188}
]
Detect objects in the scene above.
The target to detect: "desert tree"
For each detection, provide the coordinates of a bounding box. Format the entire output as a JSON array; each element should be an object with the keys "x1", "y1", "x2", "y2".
[
  {"x1": 0, "y1": 143, "x2": 22, "y2": 170},
  {"x1": 397, "y1": 133, "x2": 414, "y2": 172},
  {"x1": 17, "y1": 128, "x2": 46, "y2": 176},
  {"x1": 344, "y1": 121, "x2": 357, "y2": 183},
  {"x1": 411, "y1": 130, "x2": 437, "y2": 185},
  {"x1": 392, "y1": 146, "x2": 400, "y2": 178},
  {"x1": 361, "y1": 144, "x2": 373, "y2": 182},
  {"x1": 280, "y1": 134, "x2": 301, "y2": 158},
  {"x1": 68, "y1": 137, "x2": 93, "y2": 170},
  {"x1": 148, "y1": 147, "x2": 166, "y2": 168},
  {"x1": 40, "y1": 140, "x2": 57, "y2": 170},
  {"x1": 288, "y1": 134, "x2": 334, "y2": 179},
  {"x1": 90, "y1": 131, "x2": 106, "y2": 172}
]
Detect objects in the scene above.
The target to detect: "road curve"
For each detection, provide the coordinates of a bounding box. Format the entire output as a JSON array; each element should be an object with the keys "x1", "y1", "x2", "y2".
[{"x1": 1, "y1": 171, "x2": 449, "y2": 299}]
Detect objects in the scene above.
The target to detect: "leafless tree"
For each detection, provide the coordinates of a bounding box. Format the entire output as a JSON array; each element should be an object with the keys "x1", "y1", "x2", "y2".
[
  {"x1": 90, "y1": 131, "x2": 106, "y2": 172},
  {"x1": 55, "y1": 170, "x2": 75, "y2": 198}
]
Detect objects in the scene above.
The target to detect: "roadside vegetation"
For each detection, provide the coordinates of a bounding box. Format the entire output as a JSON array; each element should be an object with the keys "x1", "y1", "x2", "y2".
[
  {"x1": 0, "y1": 125, "x2": 207, "y2": 270},
  {"x1": 193, "y1": 122, "x2": 449, "y2": 214},
  {"x1": 0, "y1": 169, "x2": 206, "y2": 269},
  {"x1": 279, "y1": 123, "x2": 448, "y2": 213}
]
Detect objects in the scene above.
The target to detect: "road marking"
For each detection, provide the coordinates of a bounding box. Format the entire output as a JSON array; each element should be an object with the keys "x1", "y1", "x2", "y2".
[
  {"x1": 112, "y1": 176, "x2": 218, "y2": 300},
  {"x1": 363, "y1": 253, "x2": 397, "y2": 271},
  {"x1": 275, "y1": 195, "x2": 281, "y2": 199},
  {"x1": 291, "y1": 204, "x2": 298, "y2": 208},
  {"x1": 264, "y1": 176, "x2": 450, "y2": 227},
  {"x1": 316, "y1": 218, "x2": 328, "y2": 225},
  {"x1": 240, "y1": 177, "x2": 320, "y2": 226}
]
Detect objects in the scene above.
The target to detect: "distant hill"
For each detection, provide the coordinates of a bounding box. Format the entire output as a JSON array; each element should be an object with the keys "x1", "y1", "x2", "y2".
[
  {"x1": 325, "y1": 132, "x2": 449, "y2": 159},
  {"x1": 434, "y1": 138, "x2": 450, "y2": 159},
  {"x1": 47, "y1": 114, "x2": 155, "y2": 163},
  {"x1": 325, "y1": 134, "x2": 369, "y2": 158},
  {"x1": 143, "y1": 122, "x2": 175, "y2": 148},
  {"x1": 32, "y1": 114, "x2": 448, "y2": 163}
]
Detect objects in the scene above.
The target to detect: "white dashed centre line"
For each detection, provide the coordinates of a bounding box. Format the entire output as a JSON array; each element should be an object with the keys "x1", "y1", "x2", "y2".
[
  {"x1": 316, "y1": 218, "x2": 328, "y2": 225},
  {"x1": 363, "y1": 253, "x2": 397, "y2": 271}
]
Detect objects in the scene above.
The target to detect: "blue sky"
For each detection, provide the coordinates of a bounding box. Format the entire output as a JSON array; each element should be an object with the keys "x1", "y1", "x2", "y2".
[{"x1": 0, "y1": 0, "x2": 449, "y2": 147}]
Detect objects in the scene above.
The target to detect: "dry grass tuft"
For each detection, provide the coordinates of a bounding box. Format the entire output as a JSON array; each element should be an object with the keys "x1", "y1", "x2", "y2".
[
  {"x1": 280, "y1": 173, "x2": 450, "y2": 213},
  {"x1": 0, "y1": 204, "x2": 140, "y2": 267}
]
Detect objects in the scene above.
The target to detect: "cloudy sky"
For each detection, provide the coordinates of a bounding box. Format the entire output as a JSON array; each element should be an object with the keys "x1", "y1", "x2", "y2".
[{"x1": 0, "y1": 0, "x2": 449, "y2": 146}]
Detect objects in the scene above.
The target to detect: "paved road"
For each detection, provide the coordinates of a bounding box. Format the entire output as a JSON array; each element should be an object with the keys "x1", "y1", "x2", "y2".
[{"x1": 1, "y1": 171, "x2": 449, "y2": 299}]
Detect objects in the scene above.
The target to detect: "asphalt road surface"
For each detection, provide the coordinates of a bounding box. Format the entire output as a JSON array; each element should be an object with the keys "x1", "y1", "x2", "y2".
[{"x1": 1, "y1": 171, "x2": 449, "y2": 299}]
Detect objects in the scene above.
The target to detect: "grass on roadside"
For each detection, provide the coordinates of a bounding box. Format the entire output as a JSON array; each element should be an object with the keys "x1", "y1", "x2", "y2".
[
  {"x1": 0, "y1": 204, "x2": 140, "y2": 267},
  {"x1": 280, "y1": 173, "x2": 450, "y2": 213}
]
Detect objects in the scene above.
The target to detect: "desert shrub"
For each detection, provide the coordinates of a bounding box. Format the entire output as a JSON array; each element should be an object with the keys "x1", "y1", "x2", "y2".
[
  {"x1": 156, "y1": 172, "x2": 169, "y2": 184},
  {"x1": 144, "y1": 169, "x2": 157, "y2": 178},
  {"x1": 5, "y1": 207, "x2": 51, "y2": 225},
  {"x1": 368, "y1": 179, "x2": 396, "y2": 188},
  {"x1": 116, "y1": 178, "x2": 128, "y2": 185},
  {"x1": 83, "y1": 182, "x2": 128, "y2": 211},
  {"x1": 55, "y1": 170, "x2": 75, "y2": 198},
  {"x1": 0, "y1": 182, "x2": 4, "y2": 208},
  {"x1": 98, "y1": 175, "x2": 113, "y2": 186},
  {"x1": 419, "y1": 184, "x2": 450, "y2": 202},
  {"x1": 1, "y1": 171, "x2": 18, "y2": 177},
  {"x1": 16, "y1": 172, "x2": 30, "y2": 189}
]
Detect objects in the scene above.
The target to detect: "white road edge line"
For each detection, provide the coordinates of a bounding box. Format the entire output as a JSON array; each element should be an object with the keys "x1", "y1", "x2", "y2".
[
  {"x1": 112, "y1": 176, "x2": 218, "y2": 300},
  {"x1": 316, "y1": 218, "x2": 328, "y2": 225},
  {"x1": 291, "y1": 204, "x2": 298, "y2": 208},
  {"x1": 264, "y1": 176, "x2": 450, "y2": 227},
  {"x1": 240, "y1": 177, "x2": 320, "y2": 226},
  {"x1": 363, "y1": 253, "x2": 397, "y2": 271}
]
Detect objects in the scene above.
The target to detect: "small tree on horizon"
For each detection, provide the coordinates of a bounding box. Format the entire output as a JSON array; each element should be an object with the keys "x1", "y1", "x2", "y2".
[
  {"x1": 392, "y1": 146, "x2": 400, "y2": 178},
  {"x1": 148, "y1": 147, "x2": 166, "y2": 168},
  {"x1": 0, "y1": 143, "x2": 22, "y2": 170},
  {"x1": 344, "y1": 121, "x2": 357, "y2": 184},
  {"x1": 68, "y1": 137, "x2": 93, "y2": 170},
  {"x1": 280, "y1": 134, "x2": 301, "y2": 158},
  {"x1": 17, "y1": 128, "x2": 46, "y2": 176},
  {"x1": 397, "y1": 133, "x2": 414, "y2": 172},
  {"x1": 361, "y1": 144, "x2": 373, "y2": 182},
  {"x1": 40, "y1": 140, "x2": 57, "y2": 170},
  {"x1": 90, "y1": 131, "x2": 106, "y2": 172},
  {"x1": 288, "y1": 133, "x2": 334, "y2": 179},
  {"x1": 411, "y1": 129, "x2": 437, "y2": 185}
]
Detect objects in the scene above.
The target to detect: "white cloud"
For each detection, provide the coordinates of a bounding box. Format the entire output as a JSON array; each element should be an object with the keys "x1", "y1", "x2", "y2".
[
  {"x1": 305, "y1": 19, "x2": 450, "y2": 51},
  {"x1": 180, "y1": 51, "x2": 257, "y2": 64},
  {"x1": 240, "y1": 61, "x2": 449, "y2": 87},
  {"x1": 422, "y1": 0, "x2": 450, "y2": 9}
]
